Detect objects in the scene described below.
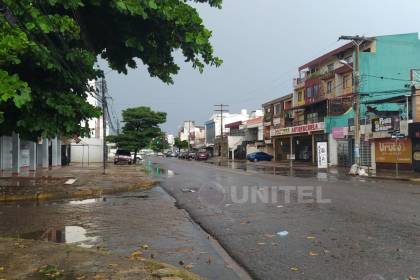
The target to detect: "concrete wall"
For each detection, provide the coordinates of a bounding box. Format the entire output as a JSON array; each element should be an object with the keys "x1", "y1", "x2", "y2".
[
  {"x1": 71, "y1": 138, "x2": 103, "y2": 163},
  {"x1": 328, "y1": 134, "x2": 338, "y2": 166},
  {"x1": 0, "y1": 135, "x2": 62, "y2": 173}
]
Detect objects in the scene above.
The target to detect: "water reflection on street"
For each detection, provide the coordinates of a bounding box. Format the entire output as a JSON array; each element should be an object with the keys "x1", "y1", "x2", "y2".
[{"x1": 0, "y1": 185, "x2": 241, "y2": 280}]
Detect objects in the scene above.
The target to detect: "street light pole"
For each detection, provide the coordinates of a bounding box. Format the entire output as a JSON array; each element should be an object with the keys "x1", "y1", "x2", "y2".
[
  {"x1": 214, "y1": 104, "x2": 229, "y2": 158},
  {"x1": 339, "y1": 35, "x2": 373, "y2": 173}
]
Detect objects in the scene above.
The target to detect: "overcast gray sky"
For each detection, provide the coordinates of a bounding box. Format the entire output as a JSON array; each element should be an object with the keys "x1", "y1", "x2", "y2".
[{"x1": 101, "y1": 0, "x2": 420, "y2": 135}]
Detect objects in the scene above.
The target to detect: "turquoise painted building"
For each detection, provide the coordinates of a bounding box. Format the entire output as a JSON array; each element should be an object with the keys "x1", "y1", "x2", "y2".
[{"x1": 326, "y1": 33, "x2": 420, "y2": 133}]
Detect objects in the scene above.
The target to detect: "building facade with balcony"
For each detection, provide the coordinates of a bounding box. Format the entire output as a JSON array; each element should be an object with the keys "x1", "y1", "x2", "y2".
[{"x1": 275, "y1": 33, "x2": 420, "y2": 169}]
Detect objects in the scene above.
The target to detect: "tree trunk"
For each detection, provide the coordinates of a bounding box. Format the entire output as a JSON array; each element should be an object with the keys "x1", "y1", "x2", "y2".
[{"x1": 134, "y1": 151, "x2": 138, "y2": 164}]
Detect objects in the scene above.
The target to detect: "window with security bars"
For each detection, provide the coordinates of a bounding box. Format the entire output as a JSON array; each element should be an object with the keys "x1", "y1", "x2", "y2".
[{"x1": 360, "y1": 139, "x2": 371, "y2": 167}]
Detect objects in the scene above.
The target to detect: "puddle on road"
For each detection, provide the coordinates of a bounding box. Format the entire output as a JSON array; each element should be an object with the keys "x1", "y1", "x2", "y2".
[
  {"x1": 19, "y1": 226, "x2": 99, "y2": 248},
  {"x1": 144, "y1": 160, "x2": 175, "y2": 178},
  {"x1": 68, "y1": 198, "x2": 105, "y2": 205},
  {"x1": 206, "y1": 161, "x2": 355, "y2": 182}
]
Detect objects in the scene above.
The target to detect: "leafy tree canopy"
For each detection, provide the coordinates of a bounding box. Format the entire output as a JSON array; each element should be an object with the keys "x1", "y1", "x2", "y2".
[
  {"x1": 149, "y1": 133, "x2": 169, "y2": 152},
  {"x1": 107, "y1": 106, "x2": 166, "y2": 156},
  {"x1": 0, "y1": 0, "x2": 222, "y2": 139},
  {"x1": 174, "y1": 136, "x2": 188, "y2": 151}
]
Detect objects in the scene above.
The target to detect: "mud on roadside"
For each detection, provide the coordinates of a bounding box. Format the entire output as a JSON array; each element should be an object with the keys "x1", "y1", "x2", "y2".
[
  {"x1": 0, "y1": 164, "x2": 156, "y2": 202},
  {"x1": 0, "y1": 237, "x2": 202, "y2": 280}
]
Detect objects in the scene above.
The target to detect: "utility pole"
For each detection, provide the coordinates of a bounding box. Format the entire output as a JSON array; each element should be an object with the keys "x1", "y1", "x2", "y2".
[
  {"x1": 187, "y1": 120, "x2": 192, "y2": 152},
  {"x1": 214, "y1": 104, "x2": 229, "y2": 158},
  {"x1": 101, "y1": 78, "x2": 107, "y2": 175},
  {"x1": 338, "y1": 35, "x2": 373, "y2": 172}
]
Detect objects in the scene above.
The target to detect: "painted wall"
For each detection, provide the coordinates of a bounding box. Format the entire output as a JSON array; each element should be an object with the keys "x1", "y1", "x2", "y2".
[{"x1": 360, "y1": 33, "x2": 420, "y2": 106}]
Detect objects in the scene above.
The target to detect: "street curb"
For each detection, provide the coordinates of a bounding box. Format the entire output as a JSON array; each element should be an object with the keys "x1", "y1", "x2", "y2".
[
  {"x1": 366, "y1": 176, "x2": 412, "y2": 182},
  {"x1": 0, "y1": 179, "x2": 157, "y2": 202}
]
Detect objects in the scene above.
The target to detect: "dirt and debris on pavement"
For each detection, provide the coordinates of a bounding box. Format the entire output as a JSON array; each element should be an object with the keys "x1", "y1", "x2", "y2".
[
  {"x1": 0, "y1": 237, "x2": 202, "y2": 280},
  {"x1": 0, "y1": 163, "x2": 155, "y2": 202}
]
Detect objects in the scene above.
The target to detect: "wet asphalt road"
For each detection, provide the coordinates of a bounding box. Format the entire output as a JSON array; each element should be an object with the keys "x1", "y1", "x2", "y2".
[
  {"x1": 151, "y1": 157, "x2": 420, "y2": 280},
  {"x1": 0, "y1": 186, "x2": 243, "y2": 280}
]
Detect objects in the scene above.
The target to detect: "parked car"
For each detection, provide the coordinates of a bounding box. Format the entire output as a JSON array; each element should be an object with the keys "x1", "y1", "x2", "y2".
[
  {"x1": 187, "y1": 151, "x2": 196, "y2": 160},
  {"x1": 178, "y1": 151, "x2": 188, "y2": 159},
  {"x1": 166, "y1": 151, "x2": 177, "y2": 157},
  {"x1": 114, "y1": 149, "x2": 133, "y2": 165},
  {"x1": 246, "y1": 152, "x2": 273, "y2": 162},
  {"x1": 195, "y1": 150, "x2": 209, "y2": 160}
]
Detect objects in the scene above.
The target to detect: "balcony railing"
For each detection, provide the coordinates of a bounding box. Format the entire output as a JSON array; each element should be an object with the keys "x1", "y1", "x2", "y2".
[{"x1": 293, "y1": 77, "x2": 305, "y2": 88}]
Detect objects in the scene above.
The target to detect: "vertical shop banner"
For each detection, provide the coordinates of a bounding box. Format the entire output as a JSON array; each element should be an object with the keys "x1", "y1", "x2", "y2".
[{"x1": 317, "y1": 142, "x2": 328, "y2": 169}]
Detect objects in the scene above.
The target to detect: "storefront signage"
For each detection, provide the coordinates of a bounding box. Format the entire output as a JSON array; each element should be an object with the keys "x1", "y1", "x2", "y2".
[
  {"x1": 374, "y1": 138, "x2": 412, "y2": 164},
  {"x1": 270, "y1": 122, "x2": 325, "y2": 137},
  {"x1": 332, "y1": 127, "x2": 347, "y2": 139},
  {"x1": 372, "y1": 117, "x2": 393, "y2": 132},
  {"x1": 317, "y1": 142, "x2": 328, "y2": 169},
  {"x1": 273, "y1": 118, "x2": 281, "y2": 125},
  {"x1": 264, "y1": 122, "x2": 272, "y2": 127}
]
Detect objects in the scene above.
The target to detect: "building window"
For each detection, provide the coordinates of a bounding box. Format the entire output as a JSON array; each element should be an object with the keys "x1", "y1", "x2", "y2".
[
  {"x1": 327, "y1": 63, "x2": 334, "y2": 72},
  {"x1": 274, "y1": 103, "x2": 281, "y2": 115},
  {"x1": 306, "y1": 87, "x2": 312, "y2": 98},
  {"x1": 298, "y1": 91, "x2": 304, "y2": 101},
  {"x1": 327, "y1": 80, "x2": 333, "y2": 94},
  {"x1": 343, "y1": 74, "x2": 352, "y2": 89},
  {"x1": 307, "y1": 112, "x2": 318, "y2": 124},
  {"x1": 313, "y1": 84, "x2": 319, "y2": 97}
]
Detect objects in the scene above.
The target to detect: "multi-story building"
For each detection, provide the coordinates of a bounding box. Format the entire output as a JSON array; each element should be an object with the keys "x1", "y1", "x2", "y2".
[
  {"x1": 179, "y1": 121, "x2": 206, "y2": 149},
  {"x1": 266, "y1": 33, "x2": 420, "y2": 170},
  {"x1": 239, "y1": 110, "x2": 265, "y2": 155},
  {"x1": 205, "y1": 110, "x2": 249, "y2": 156},
  {"x1": 262, "y1": 94, "x2": 293, "y2": 159}
]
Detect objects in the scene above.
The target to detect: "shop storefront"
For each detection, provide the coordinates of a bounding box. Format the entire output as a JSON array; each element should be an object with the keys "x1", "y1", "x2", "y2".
[
  {"x1": 409, "y1": 122, "x2": 420, "y2": 171},
  {"x1": 271, "y1": 122, "x2": 327, "y2": 164},
  {"x1": 374, "y1": 138, "x2": 412, "y2": 169}
]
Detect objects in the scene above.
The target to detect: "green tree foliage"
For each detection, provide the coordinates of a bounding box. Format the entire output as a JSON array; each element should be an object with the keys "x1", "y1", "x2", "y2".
[
  {"x1": 0, "y1": 0, "x2": 222, "y2": 139},
  {"x1": 149, "y1": 133, "x2": 169, "y2": 152},
  {"x1": 107, "y1": 106, "x2": 166, "y2": 161},
  {"x1": 174, "y1": 136, "x2": 188, "y2": 152}
]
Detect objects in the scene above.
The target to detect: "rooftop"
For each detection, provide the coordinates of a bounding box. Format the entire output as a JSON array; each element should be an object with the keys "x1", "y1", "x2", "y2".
[{"x1": 298, "y1": 42, "x2": 354, "y2": 71}]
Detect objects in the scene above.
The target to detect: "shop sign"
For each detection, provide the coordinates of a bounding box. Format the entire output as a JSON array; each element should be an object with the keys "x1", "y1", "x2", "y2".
[
  {"x1": 273, "y1": 118, "x2": 281, "y2": 125},
  {"x1": 374, "y1": 138, "x2": 412, "y2": 164},
  {"x1": 264, "y1": 122, "x2": 272, "y2": 127},
  {"x1": 317, "y1": 142, "x2": 328, "y2": 169},
  {"x1": 372, "y1": 117, "x2": 393, "y2": 132},
  {"x1": 270, "y1": 122, "x2": 324, "y2": 137},
  {"x1": 265, "y1": 139, "x2": 272, "y2": 144},
  {"x1": 332, "y1": 127, "x2": 347, "y2": 139}
]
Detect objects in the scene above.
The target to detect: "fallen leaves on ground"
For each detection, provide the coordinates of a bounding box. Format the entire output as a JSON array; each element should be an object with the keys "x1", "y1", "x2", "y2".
[
  {"x1": 309, "y1": 251, "x2": 319, "y2": 256},
  {"x1": 184, "y1": 264, "x2": 194, "y2": 270},
  {"x1": 290, "y1": 267, "x2": 299, "y2": 272}
]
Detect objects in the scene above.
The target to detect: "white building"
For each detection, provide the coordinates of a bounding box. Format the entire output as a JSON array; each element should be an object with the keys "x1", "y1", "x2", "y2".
[
  {"x1": 179, "y1": 121, "x2": 206, "y2": 148},
  {"x1": 71, "y1": 80, "x2": 110, "y2": 163},
  {"x1": 205, "y1": 109, "x2": 250, "y2": 146}
]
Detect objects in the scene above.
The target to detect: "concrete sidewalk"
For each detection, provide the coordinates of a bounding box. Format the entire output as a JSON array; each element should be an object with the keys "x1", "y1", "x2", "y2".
[
  {"x1": 0, "y1": 163, "x2": 155, "y2": 202},
  {"x1": 205, "y1": 157, "x2": 420, "y2": 182}
]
